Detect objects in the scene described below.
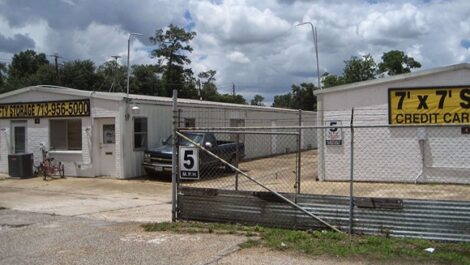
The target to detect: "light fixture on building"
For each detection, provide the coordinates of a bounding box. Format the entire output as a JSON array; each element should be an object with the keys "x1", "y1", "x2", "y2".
[{"x1": 131, "y1": 104, "x2": 140, "y2": 114}]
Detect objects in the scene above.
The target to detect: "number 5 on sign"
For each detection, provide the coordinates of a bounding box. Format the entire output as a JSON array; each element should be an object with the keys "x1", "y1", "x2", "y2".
[{"x1": 179, "y1": 147, "x2": 199, "y2": 180}]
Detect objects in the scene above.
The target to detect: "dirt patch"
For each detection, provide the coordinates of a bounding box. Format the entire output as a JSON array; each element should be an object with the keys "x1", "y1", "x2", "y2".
[{"x1": 185, "y1": 150, "x2": 470, "y2": 201}]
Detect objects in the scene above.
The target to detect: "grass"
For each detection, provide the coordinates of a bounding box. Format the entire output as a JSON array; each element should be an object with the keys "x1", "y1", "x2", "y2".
[{"x1": 142, "y1": 221, "x2": 470, "y2": 265}]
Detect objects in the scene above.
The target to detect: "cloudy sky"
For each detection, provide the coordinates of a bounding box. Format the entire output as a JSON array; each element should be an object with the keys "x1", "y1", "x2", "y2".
[{"x1": 0, "y1": 0, "x2": 469, "y2": 103}]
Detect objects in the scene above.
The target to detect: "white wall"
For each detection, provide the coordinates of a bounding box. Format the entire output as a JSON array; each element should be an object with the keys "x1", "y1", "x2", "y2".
[
  {"x1": 0, "y1": 88, "x2": 318, "y2": 179},
  {"x1": 317, "y1": 68, "x2": 470, "y2": 184},
  {"x1": 0, "y1": 91, "x2": 121, "y2": 178}
]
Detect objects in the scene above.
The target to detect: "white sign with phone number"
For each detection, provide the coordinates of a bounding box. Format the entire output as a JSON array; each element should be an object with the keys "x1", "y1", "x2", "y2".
[{"x1": 179, "y1": 146, "x2": 199, "y2": 179}]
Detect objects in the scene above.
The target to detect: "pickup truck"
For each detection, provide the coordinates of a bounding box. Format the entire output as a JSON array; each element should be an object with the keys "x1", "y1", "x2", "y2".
[{"x1": 143, "y1": 132, "x2": 245, "y2": 177}]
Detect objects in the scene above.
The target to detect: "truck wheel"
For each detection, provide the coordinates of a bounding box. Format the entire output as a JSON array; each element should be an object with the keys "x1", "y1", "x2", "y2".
[{"x1": 225, "y1": 156, "x2": 236, "y2": 173}]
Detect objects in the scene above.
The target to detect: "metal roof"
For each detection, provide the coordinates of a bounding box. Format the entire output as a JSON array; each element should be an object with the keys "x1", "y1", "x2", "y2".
[
  {"x1": 0, "y1": 85, "x2": 315, "y2": 114},
  {"x1": 314, "y1": 63, "x2": 470, "y2": 96}
]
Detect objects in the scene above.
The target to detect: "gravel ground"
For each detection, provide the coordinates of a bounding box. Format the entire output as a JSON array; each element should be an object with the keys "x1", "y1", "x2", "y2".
[{"x1": 186, "y1": 150, "x2": 470, "y2": 201}]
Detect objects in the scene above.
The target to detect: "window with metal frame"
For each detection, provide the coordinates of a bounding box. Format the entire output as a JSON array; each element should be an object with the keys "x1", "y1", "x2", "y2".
[
  {"x1": 230, "y1": 119, "x2": 245, "y2": 142},
  {"x1": 50, "y1": 119, "x2": 82, "y2": 150},
  {"x1": 184, "y1": 118, "x2": 196, "y2": 128},
  {"x1": 134, "y1": 117, "x2": 148, "y2": 150}
]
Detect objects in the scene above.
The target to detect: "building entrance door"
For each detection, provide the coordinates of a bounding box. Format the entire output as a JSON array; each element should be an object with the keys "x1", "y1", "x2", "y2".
[
  {"x1": 11, "y1": 121, "x2": 27, "y2": 153},
  {"x1": 95, "y1": 118, "x2": 116, "y2": 176}
]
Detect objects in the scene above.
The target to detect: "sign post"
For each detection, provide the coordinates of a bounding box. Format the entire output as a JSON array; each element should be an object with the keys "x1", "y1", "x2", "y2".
[{"x1": 179, "y1": 146, "x2": 199, "y2": 180}]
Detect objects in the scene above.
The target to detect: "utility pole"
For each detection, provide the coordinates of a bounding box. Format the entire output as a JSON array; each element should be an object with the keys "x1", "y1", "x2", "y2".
[
  {"x1": 296, "y1": 22, "x2": 321, "y2": 90},
  {"x1": 49, "y1": 53, "x2": 62, "y2": 82}
]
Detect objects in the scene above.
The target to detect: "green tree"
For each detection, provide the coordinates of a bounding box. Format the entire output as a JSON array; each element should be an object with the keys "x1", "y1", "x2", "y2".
[
  {"x1": 250, "y1": 94, "x2": 265, "y2": 106},
  {"x1": 272, "y1": 83, "x2": 317, "y2": 111},
  {"x1": 291, "y1": 83, "x2": 317, "y2": 111},
  {"x1": 0, "y1": 62, "x2": 7, "y2": 89},
  {"x1": 61, "y1": 60, "x2": 98, "y2": 91},
  {"x1": 343, "y1": 54, "x2": 376, "y2": 83},
  {"x1": 198, "y1": 70, "x2": 218, "y2": 100},
  {"x1": 8, "y1": 49, "x2": 49, "y2": 80},
  {"x1": 272, "y1": 93, "x2": 293, "y2": 109},
  {"x1": 131, "y1": 64, "x2": 163, "y2": 96},
  {"x1": 30, "y1": 64, "x2": 58, "y2": 86},
  {"x1": 213, "y1": 94, "x2": 246, "y2": 104},
  {"x1": 378, "y1": 50, "x2": 421, "y2": 76},
  {"x1": 96, "y1": 60, "x2": 126, "y2": 92},
  {"x1": 322, "y1": 72, "x2": 345, "y2": 88},
  {"x1": 150, "y1": 24, "x2": 197, "y2": 97}
]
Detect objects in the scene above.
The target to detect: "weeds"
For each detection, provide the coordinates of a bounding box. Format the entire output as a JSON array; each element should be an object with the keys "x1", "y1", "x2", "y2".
[{"x1": 142, "y1": 221, "x2": 470, "y2": 265}]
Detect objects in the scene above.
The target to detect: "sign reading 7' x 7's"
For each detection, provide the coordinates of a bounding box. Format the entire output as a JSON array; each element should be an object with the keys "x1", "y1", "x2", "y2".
[{"x1": 388, "y1": 86, "x2": 470, "y2": 125}]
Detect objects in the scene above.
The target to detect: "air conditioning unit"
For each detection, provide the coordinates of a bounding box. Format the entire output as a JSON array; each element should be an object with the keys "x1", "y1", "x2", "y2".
[{"x1": 8, "y1": 153, "x2": 33, "y2": 178}]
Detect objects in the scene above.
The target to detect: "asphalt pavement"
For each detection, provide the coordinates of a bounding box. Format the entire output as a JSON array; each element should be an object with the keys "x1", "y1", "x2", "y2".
[{"x1": 0, "y1": 209, "x2": 247, "y2": 265}]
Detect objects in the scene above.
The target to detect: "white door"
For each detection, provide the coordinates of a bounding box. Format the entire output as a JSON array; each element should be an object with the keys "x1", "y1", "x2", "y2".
[
  {"x1": 11, "y1": 121, "x2": 27, "y2": 153},
  {"x1": 95, "y1": 118, "x2": 116, "y2": 176}
]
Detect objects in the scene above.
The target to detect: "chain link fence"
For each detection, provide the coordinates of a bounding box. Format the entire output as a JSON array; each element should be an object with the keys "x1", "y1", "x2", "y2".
[
  {"x1": 174, "y1": 105, "x2": 470, "y2": 240},
  {"x1": 178, "y1": 128, "x2": 470, "y2": 201}
]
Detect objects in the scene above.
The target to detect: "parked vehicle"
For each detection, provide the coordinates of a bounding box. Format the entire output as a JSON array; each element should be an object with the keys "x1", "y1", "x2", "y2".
[{"x1": 143, "y1": 132, "x2": 245, "y2": 178}]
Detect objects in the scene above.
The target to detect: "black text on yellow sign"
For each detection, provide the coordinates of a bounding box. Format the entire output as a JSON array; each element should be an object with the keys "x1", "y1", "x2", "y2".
[
  {"x1": 388, "y1": 87, "x2": 470, "y2": 125},
  {"x1": 0, "y1": 99, "x2": 91, "y2": 119}
]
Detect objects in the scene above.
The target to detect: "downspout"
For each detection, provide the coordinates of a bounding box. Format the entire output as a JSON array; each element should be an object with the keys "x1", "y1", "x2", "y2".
[
  {"x1": 122, "y1": 97, "x2": 129, "y2": 179},
  {"x1": 77, "y1": 90, "x2": 96, "y2": 170}
]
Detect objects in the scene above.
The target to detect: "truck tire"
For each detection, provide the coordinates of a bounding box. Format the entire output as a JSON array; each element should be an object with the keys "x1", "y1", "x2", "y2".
[{"x1": 225, "y1": 156, "x2": 236, "y2": 173}]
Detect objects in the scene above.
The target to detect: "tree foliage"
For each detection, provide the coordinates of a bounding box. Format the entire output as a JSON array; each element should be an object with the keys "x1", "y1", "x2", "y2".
[
  {"x1": 343, "y1": 54, "x2": 377, "y2": 83},
  {"x1": 321, "y1": 50, "x2": 422, "y2": 88},
  {"x1": 272, "y1": 83, "x2": 317, "y2": 111},
  {"x1": 250, "y1": 94, "x2": 265, "y2": 106},
  {"x1": 378, "y1": 50, "x2": 422, "y2": 76},
  {"x1": 130, "y1": 64, "x2": 163, "y2": 96},
  {"x1": 0, "y1": 62, "x2": 7, "y2": 89},
  {"x1": 198, "y1": 70, "x2": 218, "y2": 100},
  {"x1": 61, "y1": 60, "x2": 98, "y2": 91},
  {"x1": 96, "y1": 60, "x2": 126, "y2": 92},
  {"x1": 150, "y1": 24, "x2": 197, "y2": 98},
  {"x1": 8, "y1": 49, "x2": 49, "y2": 80}
]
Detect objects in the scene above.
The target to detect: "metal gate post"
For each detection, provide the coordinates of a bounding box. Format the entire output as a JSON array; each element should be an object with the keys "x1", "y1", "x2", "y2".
[
  {"x1": 235, "y1": 133, "x2": 239, "y2": 191},
  {"x1": 297, "y1": 109, "x2": 302, "y2": 194},
  {"x1": 171, "y1": 89, "x2": 178, "y2": 222},
  {"x1": 349, "y1": 108, "x2": 355, "y2": 234}
]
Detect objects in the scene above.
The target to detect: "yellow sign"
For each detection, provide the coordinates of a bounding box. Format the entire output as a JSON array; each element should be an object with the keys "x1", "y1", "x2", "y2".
[
  {"x1": 389, "y1": 87, "x2": 470, "y2": 124},
  {"x1": 0, "y1": 99, "x2": 90, "y2": 119}
]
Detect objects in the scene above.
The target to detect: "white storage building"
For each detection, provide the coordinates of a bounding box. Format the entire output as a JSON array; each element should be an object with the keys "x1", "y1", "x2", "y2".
[
  {"x1": 0, "y1": 86, "x2": 316, "y2": 179},
  {"x1": 315, "y1": 63, "x2": 470, "y2": 184}
]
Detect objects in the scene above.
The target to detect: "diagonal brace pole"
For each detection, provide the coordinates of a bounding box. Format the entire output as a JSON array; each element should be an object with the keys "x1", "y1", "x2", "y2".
[{"x1": 176, "y1": 131, "x2": 342, "y2": 233}]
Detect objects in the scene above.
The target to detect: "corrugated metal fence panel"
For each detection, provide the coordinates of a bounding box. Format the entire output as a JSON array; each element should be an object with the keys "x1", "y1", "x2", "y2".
[{"x1": 178, "y1": 187, "x2": 470, "y2": 242}]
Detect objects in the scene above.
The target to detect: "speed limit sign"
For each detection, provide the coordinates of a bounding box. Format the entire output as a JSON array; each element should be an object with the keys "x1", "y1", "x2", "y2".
[{"x1": 179, "y1": 146, "x2": 199, "y2": 180}]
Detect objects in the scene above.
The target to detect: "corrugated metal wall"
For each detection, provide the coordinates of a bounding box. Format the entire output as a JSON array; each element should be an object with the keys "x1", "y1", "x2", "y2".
[{"x1": 178, "y1": 188, "x2": 470, "y2": 242}]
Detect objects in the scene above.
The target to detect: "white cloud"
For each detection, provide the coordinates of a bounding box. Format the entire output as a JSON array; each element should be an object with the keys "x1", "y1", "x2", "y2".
[
  {"x1": 192, "y1": 1, "x2": 291, "y2": 44},
  {"x1": 0, "y1": 0, "x2": 469, "y2": 103},
  {"x1": 357, "y1": 3, "x2": 429, "y2": 45},
  {"x1": 226, "y1": 51, "x2": 250, "y2": 63}
]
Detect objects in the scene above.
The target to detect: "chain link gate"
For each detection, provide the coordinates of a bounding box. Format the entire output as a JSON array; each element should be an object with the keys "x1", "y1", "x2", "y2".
[{"x1": 175, "y1": 129, "x2": 341, "y2": 232}]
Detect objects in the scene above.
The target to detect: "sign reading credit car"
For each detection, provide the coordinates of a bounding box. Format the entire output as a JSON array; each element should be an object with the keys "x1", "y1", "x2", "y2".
[
  {"x1": 0, "y1": 99, "x2": 90, "y2": 119},
  {"x1": 388, "y1": 86, "x2": 470, "y2": 125}
]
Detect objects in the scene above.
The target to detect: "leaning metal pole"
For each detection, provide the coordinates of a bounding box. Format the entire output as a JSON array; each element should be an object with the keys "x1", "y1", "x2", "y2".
[
  {"x1": 171, "y1": 89, "x2": 178, "y2": 222},
  {"x1": 176, "y1": 131, "x2": 342, "y2": 233}
]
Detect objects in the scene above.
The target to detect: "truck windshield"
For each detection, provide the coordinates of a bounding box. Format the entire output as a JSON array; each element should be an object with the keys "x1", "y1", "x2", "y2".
[{"x1": 164, "y1": 133, "x2": 203, "y2": 146}]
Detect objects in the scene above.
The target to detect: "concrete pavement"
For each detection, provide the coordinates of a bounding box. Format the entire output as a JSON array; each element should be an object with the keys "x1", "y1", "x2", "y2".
[{"x1": 0, "y1": 176, "x2": 172, "y2": 222}]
